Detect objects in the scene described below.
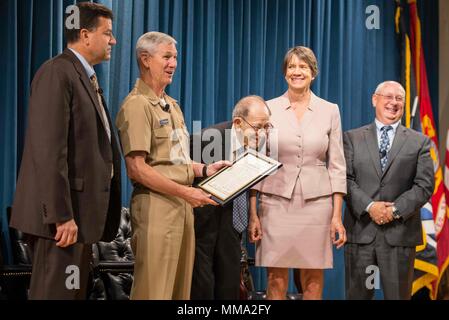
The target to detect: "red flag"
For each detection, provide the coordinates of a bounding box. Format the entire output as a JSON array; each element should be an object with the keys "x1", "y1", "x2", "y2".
[
  {"x1": 408, "y1": 0, "x2": 449, "y2": 299},
  {"x1": 441, "y1": 131, "x2": 449, "y2": 295},
  {"x1": 446, "y1": 131, "x2": 449, "y2": 225}
]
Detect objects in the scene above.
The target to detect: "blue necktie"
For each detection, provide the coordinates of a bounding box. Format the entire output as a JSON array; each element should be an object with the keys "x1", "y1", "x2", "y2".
[
  {"x1": 232, "y1": 146, "x2": 248, "y2": 233},
  {"x1": 379, "y1": 126, "x2": 392, "y2": 172},
  {"x1": 233, "y1": 192, "x2": 248, "y2": 233}
]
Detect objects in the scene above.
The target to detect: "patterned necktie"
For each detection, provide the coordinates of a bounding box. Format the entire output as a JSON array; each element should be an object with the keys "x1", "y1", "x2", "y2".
[
  {"x1": 232, "y1": 145, "x2": 248, "y2": 233},
  {"x1": 90, "y1": 74, "x2": 111, "y2": 142},
  {"x1": 379, "y1": 125, "x2": 393, "y2": 172},
  {"x1": 233, "y1": 192, "x2": 248, "y2": 233}
]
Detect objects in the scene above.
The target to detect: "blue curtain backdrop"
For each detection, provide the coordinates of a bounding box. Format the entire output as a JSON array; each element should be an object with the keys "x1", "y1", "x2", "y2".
[{"x1": 0, "y1": 0, "x2": 438, "y2": 299}]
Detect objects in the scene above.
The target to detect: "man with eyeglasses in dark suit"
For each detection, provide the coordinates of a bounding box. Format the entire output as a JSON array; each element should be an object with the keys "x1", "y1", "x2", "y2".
[
  {"x1": 190, "y1": 95, "x2": 272, "y2": 299},
  {"x1": 343, "y1": 81, "x2": 434, "y2": 299}
]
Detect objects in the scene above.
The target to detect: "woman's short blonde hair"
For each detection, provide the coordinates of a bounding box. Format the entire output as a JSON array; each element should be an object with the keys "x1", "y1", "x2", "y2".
[{"x1": 283, "y1": 46, "x2": 319, "y2": 78}]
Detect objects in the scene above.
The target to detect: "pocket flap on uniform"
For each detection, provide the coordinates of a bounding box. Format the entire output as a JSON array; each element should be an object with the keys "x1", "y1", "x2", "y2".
[
  {"x1": 70, "y1": 178, "x2": 84, "y2": 191},
  {"x1": 153, "y1": 127, "x2": 170, "y2": 138}
]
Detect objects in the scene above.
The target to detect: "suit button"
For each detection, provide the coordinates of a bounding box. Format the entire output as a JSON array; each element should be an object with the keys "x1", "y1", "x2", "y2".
[{"x1": 380, "y1": 183, "x2": 385, "y2": 187}]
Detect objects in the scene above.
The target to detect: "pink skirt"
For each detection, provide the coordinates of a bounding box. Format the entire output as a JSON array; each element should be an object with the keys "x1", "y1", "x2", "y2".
[{"x1": 255, "y1": 176, "x2": 333, "y2": 269}]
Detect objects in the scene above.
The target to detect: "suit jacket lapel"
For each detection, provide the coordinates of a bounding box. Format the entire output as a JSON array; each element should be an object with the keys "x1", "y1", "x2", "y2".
[
  {"x1": 64, "y1": 49, "x2": 110, "y2": 135},
  {"x1": 382, "y1": 124, "x2": 408, "y2": 177},
  {"x1": 364, "y1": 123, "x2": 382, "y2": 178},
  {"x1": 299, "y1": 92, "x2": 318, "y2": 132},
  {"x1": 278, "y1": 92, "x2": 300, "y2": 131}
]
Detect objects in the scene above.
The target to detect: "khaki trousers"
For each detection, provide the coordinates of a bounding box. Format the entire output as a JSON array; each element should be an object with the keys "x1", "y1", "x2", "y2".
[{"x1": 129, "y1": 189, "x2": 195, "y2": 300}]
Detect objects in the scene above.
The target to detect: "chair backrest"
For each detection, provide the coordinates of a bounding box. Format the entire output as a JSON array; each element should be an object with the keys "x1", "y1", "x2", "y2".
[
  {"x1": 89, "y1": 207, "x2": 134, "y2": 300},
  {"x1": 97, "y1": 207, "x2": 134, "y2": 262},
  {"x1": 7, "y1": 207, "x2": 32, "y2": 265}
]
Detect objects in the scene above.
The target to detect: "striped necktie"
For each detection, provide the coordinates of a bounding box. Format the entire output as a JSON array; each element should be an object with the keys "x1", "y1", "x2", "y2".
[
  {"x1": 90, "y1": 74, "x2": 113, "y2": 178},
  {"x1": 90, "y1": 74, "x2": 111, "y2": 142}
]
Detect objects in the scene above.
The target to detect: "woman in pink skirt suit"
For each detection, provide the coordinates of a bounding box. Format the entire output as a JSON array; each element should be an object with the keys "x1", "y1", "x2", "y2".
[{"x1": 249, "y1": 46, "x2": 347, "y2": 300}]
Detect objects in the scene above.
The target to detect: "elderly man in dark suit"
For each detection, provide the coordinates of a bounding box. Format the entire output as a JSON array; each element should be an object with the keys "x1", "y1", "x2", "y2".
[
  {"x1": 190, "y1": 95, "x2": 272, "y2": 299},
  {"x1": 343, "y1": 81, "x2": 434, "y2": 300},
  {"x1": 10, "y1": 2, "x2": 121, "y2": 299}
]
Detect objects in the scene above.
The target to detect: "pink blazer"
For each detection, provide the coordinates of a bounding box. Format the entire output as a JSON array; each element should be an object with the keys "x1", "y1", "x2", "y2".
[{"x1": 254, "y1": 91, "x2": 347, "y2": 200}]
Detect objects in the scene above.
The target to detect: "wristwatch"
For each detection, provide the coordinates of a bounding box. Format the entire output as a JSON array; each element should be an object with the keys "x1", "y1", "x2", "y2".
[
  {"x1": 202, "y1": 164, "x2": 208, "y2": 177},
  {"x1": 392, "y1": 206, "x2": 401, "y2": 220}
]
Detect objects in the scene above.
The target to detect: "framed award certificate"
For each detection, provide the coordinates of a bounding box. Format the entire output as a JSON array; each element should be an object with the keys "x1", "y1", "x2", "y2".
[{"x1": 197, "y1": 149, "x2": 283, "y2": 205}]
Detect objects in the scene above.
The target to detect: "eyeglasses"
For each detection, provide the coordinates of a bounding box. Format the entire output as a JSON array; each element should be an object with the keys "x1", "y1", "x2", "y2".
[
  {"x1": 240, "y1": 117, "x2": 273, "y2": 155},
  {"x1": 376, "y1": 93, "x2": 405, "y2": 103},
  {"x1": 240, "y1": 117, "x2": 274, "y2": 132}
]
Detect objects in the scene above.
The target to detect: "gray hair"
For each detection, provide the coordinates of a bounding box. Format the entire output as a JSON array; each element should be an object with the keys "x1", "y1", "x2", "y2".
[
  {"x1": 135, "y1": 31, "x2": 177, "y2": 67},
  {"x1": 374, "y1": 81, "x2": 405, "y2": 96},
  {"x1": 232, "y1": 95, "x2": 271, "y2": 119}
]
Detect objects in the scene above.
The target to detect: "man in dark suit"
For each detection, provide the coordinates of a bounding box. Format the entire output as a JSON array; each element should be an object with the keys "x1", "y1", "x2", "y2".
[
  {"x1": 343, "y1": 81, "x2": 434, "y2": 300},
  {"x1": 190, "y1": 95, "x2": 271, "y2": 299},
  {"x1": 10, "y1": 2, "x2": 121, "y2": 299}
]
